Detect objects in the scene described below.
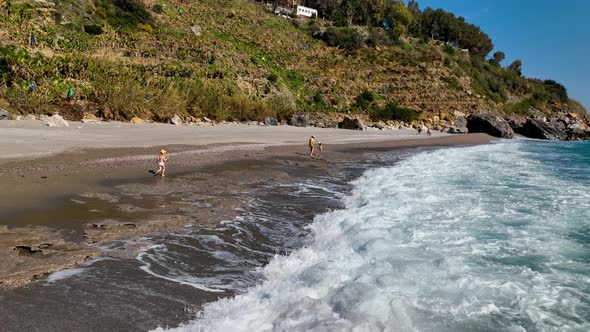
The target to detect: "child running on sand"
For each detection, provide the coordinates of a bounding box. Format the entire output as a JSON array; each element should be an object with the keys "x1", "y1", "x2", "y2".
[
  {"x1": 154, "y1": 149, "x2": 168, "y2": 177},
  {"x1": 308, "y1": 136, "x2": 315, "y2": 157}
]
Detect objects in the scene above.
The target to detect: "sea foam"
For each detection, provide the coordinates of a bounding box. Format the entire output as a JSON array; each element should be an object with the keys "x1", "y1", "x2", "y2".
[{"x1": 156, "y1": 141, "x2": 590, "y2": 332}]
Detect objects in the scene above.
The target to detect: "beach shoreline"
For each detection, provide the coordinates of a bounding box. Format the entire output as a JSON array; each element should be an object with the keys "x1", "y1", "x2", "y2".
[{"x1": 0, "y1": 121, "x2": 495, "y2": 289}]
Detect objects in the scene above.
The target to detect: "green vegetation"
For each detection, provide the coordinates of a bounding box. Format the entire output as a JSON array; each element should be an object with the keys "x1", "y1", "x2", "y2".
[
  {"x1": 95, "y1": 0, "x2": 153, "y2": 30},
  {"x1": 321, "y1": 27, "x2": 364, "y2": 50},
  {"x1": 370, "y1": 102, "x2": 417, "y2": 122},
  {"x1": 0, "y1": 0, "x2": 583, "y2": 122}
]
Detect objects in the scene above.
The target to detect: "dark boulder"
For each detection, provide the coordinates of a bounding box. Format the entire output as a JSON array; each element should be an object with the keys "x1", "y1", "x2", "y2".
[
  {"x1": 288, "y1": 113, "x2": 309, "y2": 127},
  {"x1": 264, "y1": 117, "x2": 279, "y2": 126},
  {"x1": 326, "y1": 120, "x2": 339, "y2": 128},
  {"x1": 466, "y1": 112, "x2": 514, "y2": 138},
  {"x1": 338, "y1": 117, "x2": 365, "y2": 130},
  {"x1": 519, "y1": 118, "x2": 567, "y2": 140},
  {"x1": 447, "y1": 126, "x2": 468, "y2": 134},
  {"x1": 507, "y1": 117, "x2": 526, "y2": 133}
]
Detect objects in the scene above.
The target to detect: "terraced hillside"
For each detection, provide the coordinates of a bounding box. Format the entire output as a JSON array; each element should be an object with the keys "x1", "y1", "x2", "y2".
[{"x1": 0, "y1": 0, "x2": 586, "y2": 127}]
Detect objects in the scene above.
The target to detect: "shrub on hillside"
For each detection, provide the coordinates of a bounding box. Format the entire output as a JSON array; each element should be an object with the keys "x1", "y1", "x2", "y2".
[
  {"x1": 267, "y1": 72, "x2": 278, "y2": 83},
  {"x1": 321, "y1": 27, "x2": 364, "y2": 50},
  {"x1": 443, "y1": 44, "x2": 456, "y2": 56},
  {"x1": 504, "y1": 99, "x2": 532, "y2": 116},
  {"x1": 308, "y1": 21, "x2": 322, "y2": 37},
  {"x1": 370, "y1": 102, "x2": 417, "y2": 122},
  {"x1": 543, "y1": 80, "x2": 568, "y2": 103},
  {"x1": 267, "y1": 94, "x2": 296, "y2": 120},
  {"x1": 353, "y1": 90, "x2": 378, "y2": 110},
  {"x1": 153, "y1": 4, "x2": 164, "y2": 14},
  {"x1": 443, "y1": 76, "x2": 461, "y2": 90},
  {"x1": 84, "y1": 24, "x2": 103, "y2": 35},
  {"x1": 367, "y1": 28, "x2": 390, "y2": 47},
  {"x1": 137, "y1": 23, "x2": 153, "y2": 33},
  {"x1": 95, "y1": 0, "x2": 153, "y2": 30}
]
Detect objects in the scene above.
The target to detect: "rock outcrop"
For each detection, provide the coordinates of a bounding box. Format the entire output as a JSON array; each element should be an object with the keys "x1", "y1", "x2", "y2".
[
  {"x1": 170, "y1": 114, "x2": 182, "y2": 125},
  {"x1": 517, "y1": 118, "x2": 567, "y2": 140},
  {"x1": 42, "y1": 114, "x2": 69, "y2": 127},
  {"x1": 467, "y1": 112, "x2": 514, "y2": 138},
  {"x1": 288, "y1": 113, "x2": 309, "y2": 127},
  {"x1": 339, "y1": 117, "x2": 365, "y2": 130},
  {"x1": 454, "y1": 116, "x2": 467, "y2": 129},
  {"x1": 0, "y1": 109, "x2": 12, "y2": 120},
  {"x1": 507, "y1": 117, "x2": 525, "y2": 133},
  {"x1": 264, "y1": 117, "x2": 279, "y2": 126},
  {"x1": 567, "y1": 122, "x2": 590, "y2": 140}
]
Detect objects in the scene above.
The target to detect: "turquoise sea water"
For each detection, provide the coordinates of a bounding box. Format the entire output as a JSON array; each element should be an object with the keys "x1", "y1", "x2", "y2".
[{"x1": 162, "y1": 140, "x2": 590, "y2": 332}]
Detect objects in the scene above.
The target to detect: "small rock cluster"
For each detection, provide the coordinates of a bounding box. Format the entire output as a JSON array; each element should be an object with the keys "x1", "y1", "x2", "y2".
[{"x1": 3, "y1": 107, "x2": 589, "y2": 141}]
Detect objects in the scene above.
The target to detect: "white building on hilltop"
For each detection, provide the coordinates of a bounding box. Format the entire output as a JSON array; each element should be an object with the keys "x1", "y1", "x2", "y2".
[{"x1": 296, "y1": 5, "x2": 318, "y2": 18}]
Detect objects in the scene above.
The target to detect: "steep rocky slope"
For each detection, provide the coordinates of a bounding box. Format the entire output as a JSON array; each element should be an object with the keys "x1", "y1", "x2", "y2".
[{"x1": 0, "y1": 0, "x2": 587, "y2": 138}]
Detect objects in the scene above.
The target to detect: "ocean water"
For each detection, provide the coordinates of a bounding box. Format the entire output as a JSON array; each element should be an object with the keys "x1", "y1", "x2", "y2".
[{"x1": 158, "y1": 140, "x2": 590, "y2": 332}]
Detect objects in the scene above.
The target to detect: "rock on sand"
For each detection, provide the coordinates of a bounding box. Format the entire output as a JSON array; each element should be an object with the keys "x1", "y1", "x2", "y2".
[
  {"x1": 0, "y1": 109, "x2": 12, "y2": 120},
  {"x1": 171, "y1": 114, "x2": 182, "y2": 126},
  {"x1": 43, "y1": 114, "x2": 69, "y2": 127},
  {"x1": 467, "y1": 112, "x2": 513, "y2": 138},
  {"x1": 130, "y1": 117, "x2": 144, "y2": 124}
]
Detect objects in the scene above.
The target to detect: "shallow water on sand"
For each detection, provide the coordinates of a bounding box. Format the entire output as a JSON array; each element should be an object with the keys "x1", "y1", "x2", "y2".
[
  {"x1": 159, "y1": 140, "x2": 590, "y2": 332},
  {"x1": 2, "y1": 140, "x2": 588, "y2": 332},
  {"x1": 0, "y1": 153, "x2": 387, "y2": 331}
]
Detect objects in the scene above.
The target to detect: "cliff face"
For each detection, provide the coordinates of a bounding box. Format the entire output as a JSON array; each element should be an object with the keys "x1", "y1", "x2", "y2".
[{"x1": 0, "y1": 0, "x2": 586, "y2": 132}]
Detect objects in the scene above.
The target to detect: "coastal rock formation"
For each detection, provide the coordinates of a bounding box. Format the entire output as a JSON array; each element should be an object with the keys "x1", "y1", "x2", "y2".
[
  {"x1": 264, "y1": 117, "x2": 279, "y2": 126},
  {"x1": 467, "y1": 112, "x2": 514, "y2": 138},
  {"x1": 43, "y1": 114, "x2": 69, "y2": 127},
  {"x1": 339, "y1": 117, "x2": 365, "y2": 130},
  {"x1": 567, "y1": 122, "x2": 590, "y2": 140},
  {"x1": 507, "y1": 117, "x2": 526, "y2": 133},
  {"x1": 0, "y1": 109, "x2": 12, "y2": 120},
  {"x1": 315, "y1": 119, "x2": 339, "y2": 128},
  {"x1": 288, "y1": 113, "x2": 309, "y2": 127},
  {"x1": 518, "y1": 118, "x2": 567, "y2": 140}
]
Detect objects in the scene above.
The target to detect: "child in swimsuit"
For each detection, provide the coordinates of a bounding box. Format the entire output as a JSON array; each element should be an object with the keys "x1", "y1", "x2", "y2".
[
  {"x1": 154, "y1": 149, "x2": 168, "y2": 177},
  {"x1": 315, "y1": 142, "x2": 323, "y2": 158}
]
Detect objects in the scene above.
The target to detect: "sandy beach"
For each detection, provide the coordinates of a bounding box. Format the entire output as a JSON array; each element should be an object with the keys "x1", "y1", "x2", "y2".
[{"x1": 0, "y1": 119, "x2": 494, "y2": 290}]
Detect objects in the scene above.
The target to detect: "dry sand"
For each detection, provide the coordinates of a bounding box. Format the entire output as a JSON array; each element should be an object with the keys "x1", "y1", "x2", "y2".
[
  {"x1": 0, "y1": 119, "x2": 442, "y2": 161},
  {"x1": 0, "y1": 119, "x2": 495, "y2": 289}
]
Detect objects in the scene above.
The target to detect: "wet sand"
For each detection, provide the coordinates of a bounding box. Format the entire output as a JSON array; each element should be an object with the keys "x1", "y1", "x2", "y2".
[{"x1": 0, "y1": 121, "x2": 494, "y2": 289}]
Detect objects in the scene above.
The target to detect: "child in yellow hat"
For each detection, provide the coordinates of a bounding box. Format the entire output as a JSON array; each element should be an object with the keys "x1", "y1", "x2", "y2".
[{"x1": 154, "y1": 149, "x2": 168, "y2": 177}]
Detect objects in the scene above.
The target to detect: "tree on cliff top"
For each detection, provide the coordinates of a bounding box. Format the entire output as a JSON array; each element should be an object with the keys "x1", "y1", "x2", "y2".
[
  {"x1": 418, "y1": 8, "x2": 493, "y2": 60},
  {"x1": 488, "y1": 51, "x2": 506, "y2": 66}
]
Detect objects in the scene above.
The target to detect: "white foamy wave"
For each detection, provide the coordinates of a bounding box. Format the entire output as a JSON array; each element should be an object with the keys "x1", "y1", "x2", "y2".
[
  {"x1": 156, "y1": 141, "x2": 590, "y2": 332},
  {"x1": 45, "y1": 268, "x2": 87, "y2": 283}
]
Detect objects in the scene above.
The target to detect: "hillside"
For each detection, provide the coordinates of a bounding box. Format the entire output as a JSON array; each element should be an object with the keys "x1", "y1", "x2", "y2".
[{"x1": 0, "y1": 0, "x2": 587, "y2": 132}]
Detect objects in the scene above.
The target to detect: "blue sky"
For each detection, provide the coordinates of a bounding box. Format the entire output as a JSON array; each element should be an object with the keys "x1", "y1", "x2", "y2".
[{"x1": 413, "y1": 0, "x2": 589, "y2": 111}]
